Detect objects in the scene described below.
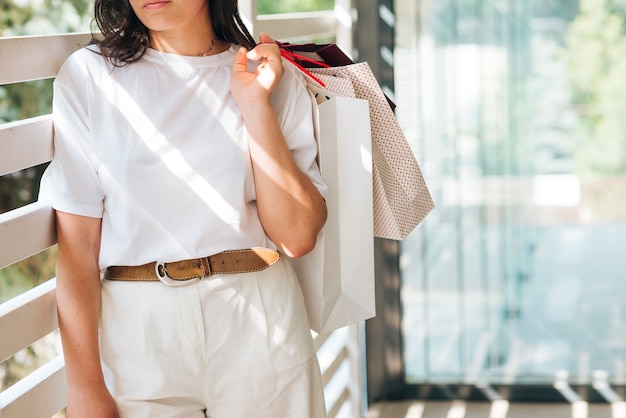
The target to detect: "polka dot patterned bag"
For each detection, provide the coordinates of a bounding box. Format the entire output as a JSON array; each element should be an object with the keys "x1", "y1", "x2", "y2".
[{"x1": 281, "y1": 43, "x2": 434, "y2": 240}]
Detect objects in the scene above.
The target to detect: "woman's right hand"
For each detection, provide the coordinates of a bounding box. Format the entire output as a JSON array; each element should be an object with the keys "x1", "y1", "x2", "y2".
[{"x1": 66, "y1": 385, "x2": 120, "y2": 418}]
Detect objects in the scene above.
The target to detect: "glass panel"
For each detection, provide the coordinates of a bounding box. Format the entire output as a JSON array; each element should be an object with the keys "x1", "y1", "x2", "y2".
[{"x1": 397, "y1": 0, "x2": 626, "y2": 385}]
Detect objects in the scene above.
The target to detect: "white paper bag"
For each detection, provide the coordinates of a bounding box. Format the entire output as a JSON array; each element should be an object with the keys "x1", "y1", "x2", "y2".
[
  {"x1": 290, "y1": 96, "x2": 376, "y2": 334},
  {"x1": 308, "y1": 64, "x2": 434, "y2": 240}
]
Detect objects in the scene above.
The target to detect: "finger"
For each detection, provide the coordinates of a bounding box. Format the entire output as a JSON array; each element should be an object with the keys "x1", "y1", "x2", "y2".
[
  {"x1": 231, "y1": 47, "x2": 249, "y2": 73},
  {"x1": 247, "y1": 42, "x2": 280, "y2": 62},
  {"x1": 259, "y1": 33, "x2": 276, "y2": 44}
]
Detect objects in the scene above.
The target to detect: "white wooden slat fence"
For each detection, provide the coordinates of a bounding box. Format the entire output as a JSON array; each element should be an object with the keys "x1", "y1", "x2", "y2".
[{"x1": 0, "y1": 32, "x2": 88, "y2": 418}]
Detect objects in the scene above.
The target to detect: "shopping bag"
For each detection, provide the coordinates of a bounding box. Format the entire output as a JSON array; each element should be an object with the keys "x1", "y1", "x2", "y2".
[
  {"x1": 281, "y1": 43, "x2": 434, "y2": 240},
  {"x1": 279, "y1": 42, "x2": 396, "y2": 110},
  {"x1": 290, "y1": 96, "x2": 376, "y2": 334}
]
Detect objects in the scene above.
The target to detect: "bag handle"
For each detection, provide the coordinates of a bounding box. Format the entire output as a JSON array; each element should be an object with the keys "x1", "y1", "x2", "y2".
[{"x1": 279, "y1": 48, "x2": 330, "y2": 87}]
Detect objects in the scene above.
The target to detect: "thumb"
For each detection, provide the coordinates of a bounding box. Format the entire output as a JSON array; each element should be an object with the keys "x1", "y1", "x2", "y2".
[{"x1": 231, "y1": 46, "x2": 249, "y2": 73}]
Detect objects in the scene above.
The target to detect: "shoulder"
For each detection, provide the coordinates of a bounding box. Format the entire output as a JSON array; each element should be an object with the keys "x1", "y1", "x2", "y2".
[
  {"x1": 56, "y1": 45, "x2": 112, "y2": 83},
  {"x1": 281, "y1": 58, "x2": 309, "y2": 90},
  {"x1": 270, "y1": 59, "x2": 317, "y2": 130},
  {"x1": 62, "y1": 45, "x2": 105, "y2": 69},
  {"x1": 273, "y1": 58, "x2": 310, "y2": 103}
]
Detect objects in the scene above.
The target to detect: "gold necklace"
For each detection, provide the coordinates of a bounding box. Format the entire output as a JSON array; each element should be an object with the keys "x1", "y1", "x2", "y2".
[{"x1": 197, "y1": 37, "x2": 218, "y2": 56}]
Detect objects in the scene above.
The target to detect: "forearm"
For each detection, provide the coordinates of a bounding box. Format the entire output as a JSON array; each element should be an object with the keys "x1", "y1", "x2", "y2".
[
  {"x1": 57, "y1": 269, "x2": 105, "y2": 387},
  {"x1": 55, "y1": 212, "x2": 106, "y2": 391},
  {"x1": 230, "y1": 37, "x2": 327, "y2": 257},
  {"x1": 242, "y1": 100, "x2": 327, "y2": 258}
]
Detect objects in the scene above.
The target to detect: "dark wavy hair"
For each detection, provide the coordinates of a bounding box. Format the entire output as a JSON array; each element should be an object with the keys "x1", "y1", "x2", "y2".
[{"x1": 92, "y1": 0, "x2": 256, "y2": 66}]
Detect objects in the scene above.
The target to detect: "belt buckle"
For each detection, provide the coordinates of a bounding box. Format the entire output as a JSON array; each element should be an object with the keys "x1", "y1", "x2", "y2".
[{"x1": 155, "y1": 261, "x2": 201, "y2": 287}]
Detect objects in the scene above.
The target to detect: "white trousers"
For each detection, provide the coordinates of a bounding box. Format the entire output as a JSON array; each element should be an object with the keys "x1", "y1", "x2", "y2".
[{"x1": 99, "y1": 257, "x2": 326, "y2": 418}]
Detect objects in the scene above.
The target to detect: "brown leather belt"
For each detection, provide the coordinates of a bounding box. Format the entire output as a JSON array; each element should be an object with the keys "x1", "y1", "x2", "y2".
[{"x1": 103, "y1": 248, "x2": 280, "y2": 287}]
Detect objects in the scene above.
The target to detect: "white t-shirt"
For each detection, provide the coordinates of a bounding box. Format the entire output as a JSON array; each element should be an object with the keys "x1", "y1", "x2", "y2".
[{"x1": 39, "y1": 45, "x2": 325, "y2": 270}]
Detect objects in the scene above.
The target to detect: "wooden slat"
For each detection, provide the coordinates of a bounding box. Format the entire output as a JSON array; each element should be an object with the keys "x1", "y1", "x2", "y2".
[
  {"x1": 0, "y1": 32, "x2": 92, "y2": 85},
  {"x1": 0, "y1": 201, "x2": 56, "y2": 270},
  {"x1": 313, "y1": 330, "x2": 332, "y2": 351},
  {"x1": 322, "y1": 346, "x2": 348, "y2": 386},
  {"x1": 0, "y1": 355, "x2": 67, "y2": 418},
  {"x1": 254, "y1": 11, "x2": 336, "y2": 41},
  {"x1": 0, "y1": 279, "x2": 58, "y2": 363},
  {"x1": 0, "y1": 115, "x2": 53, "y2": 176},
  {"x1": 327, "y1": 387, "x2": 350, "y2": 418}
]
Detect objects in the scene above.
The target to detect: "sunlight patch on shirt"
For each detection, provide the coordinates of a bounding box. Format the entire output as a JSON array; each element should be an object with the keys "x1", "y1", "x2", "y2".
[{"x1": 93, "y1": 69, "x2": 237, "y2": 220}]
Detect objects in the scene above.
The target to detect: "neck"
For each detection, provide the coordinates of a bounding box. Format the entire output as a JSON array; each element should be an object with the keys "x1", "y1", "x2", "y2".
[{"x1": 150, "y1": 32, "x2": 223, "y2": 57}]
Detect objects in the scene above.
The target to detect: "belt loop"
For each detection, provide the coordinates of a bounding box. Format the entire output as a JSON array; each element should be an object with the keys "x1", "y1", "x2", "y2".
[{"x1": 201, "y1": 257, "x2": 212, "y2": 278}]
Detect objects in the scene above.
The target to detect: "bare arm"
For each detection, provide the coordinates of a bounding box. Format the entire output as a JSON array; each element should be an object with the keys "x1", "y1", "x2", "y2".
[
  {"x1": 55, "y1": 210, "x2": 119, "y2": 417},
  {"x1": 231, "y1": 35, "x2": 327, "y2": 258}
]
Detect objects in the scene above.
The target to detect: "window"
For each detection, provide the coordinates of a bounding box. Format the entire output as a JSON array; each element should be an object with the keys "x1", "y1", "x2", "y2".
[{"x1": 395, "y1": 0, "x2": 626, "y2": 398}]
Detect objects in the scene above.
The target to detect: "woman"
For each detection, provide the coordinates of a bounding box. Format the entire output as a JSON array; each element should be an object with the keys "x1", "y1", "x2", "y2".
[{"x1": 40, "y1": 0, "x2": 328, "y2": 416}]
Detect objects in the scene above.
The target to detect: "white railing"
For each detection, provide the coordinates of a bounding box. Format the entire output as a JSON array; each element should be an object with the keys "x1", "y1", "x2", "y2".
[
  {"x1": 0, "y1": 32, "x2": 89, "y2": 418},
  {"x1": 0, "y1": 5, "x2": 365, "y2": 417},
  {"x1": 241, "y1": 0, "x2": 354, "y2": 55}
]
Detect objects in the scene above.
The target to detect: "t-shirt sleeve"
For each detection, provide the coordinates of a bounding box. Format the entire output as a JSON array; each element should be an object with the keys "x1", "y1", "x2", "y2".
[
  {"x1": 271, "y1": 61, "x2": 327, "y2": 199},
  {"x1": 38, "y1": 51, "x2": 104, "y2": 218}
]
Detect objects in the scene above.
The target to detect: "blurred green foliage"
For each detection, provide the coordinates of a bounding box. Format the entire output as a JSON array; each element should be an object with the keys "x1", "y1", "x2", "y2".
[
  {"x1": 561, "y1": 0, "x2": 626, "y2": 175},
  {"x1": 258, "y1": 0, "x2": 333, "y2": 14}
]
